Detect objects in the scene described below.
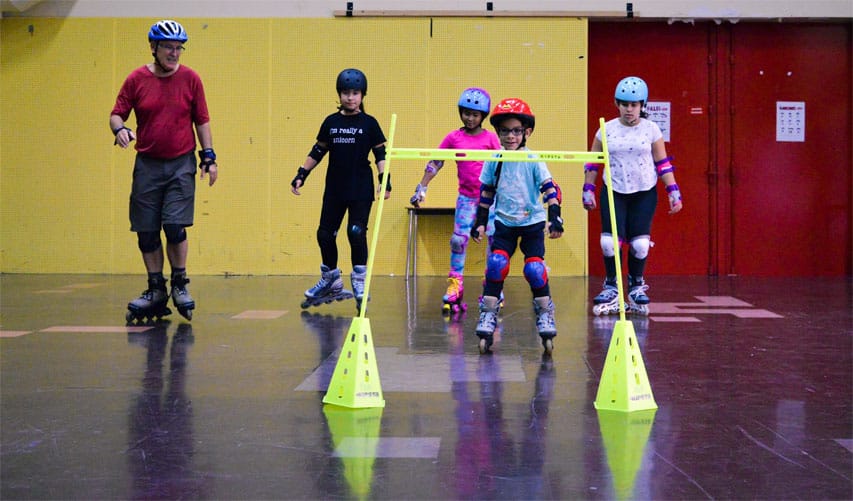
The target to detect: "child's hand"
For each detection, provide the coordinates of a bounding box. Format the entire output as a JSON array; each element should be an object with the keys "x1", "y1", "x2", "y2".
[
  {"x1": 470, "y1": 225, "x2": 485, "y2": 243},
  {"x1": 410, "y1": 184, "x2": 427, "y2": 207}
]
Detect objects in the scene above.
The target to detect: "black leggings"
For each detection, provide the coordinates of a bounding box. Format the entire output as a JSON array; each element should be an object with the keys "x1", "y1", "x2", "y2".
[{"x1": 317, "y1": 198, "x2": 372, "y2": 269}]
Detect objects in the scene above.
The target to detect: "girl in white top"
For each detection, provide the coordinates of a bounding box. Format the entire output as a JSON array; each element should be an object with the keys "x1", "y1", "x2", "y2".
[{"x1": 582, "y1": 76, "x2": 683, "y2": 315}]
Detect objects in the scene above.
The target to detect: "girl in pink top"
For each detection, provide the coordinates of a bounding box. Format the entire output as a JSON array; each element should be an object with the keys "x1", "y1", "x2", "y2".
[{"x1": 410, "y1": 88, "x2": 501, "y2": 315}]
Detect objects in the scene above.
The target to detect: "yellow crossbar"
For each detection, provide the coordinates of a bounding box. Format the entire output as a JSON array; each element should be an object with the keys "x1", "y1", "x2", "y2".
[{"x1": 388, "y1": 148, "x2": 604, "y2": 164}]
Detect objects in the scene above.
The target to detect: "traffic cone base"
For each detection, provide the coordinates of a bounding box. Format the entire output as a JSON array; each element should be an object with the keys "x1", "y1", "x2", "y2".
[
  {"x1": 594, "y1": 320, "x2": 657, "y2": 412},
  {"x1": 323, "y1": 317, "x2": 386, "y2": 408}
]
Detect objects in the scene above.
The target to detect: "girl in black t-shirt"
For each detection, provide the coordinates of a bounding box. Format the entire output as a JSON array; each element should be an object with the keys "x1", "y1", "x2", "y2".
[{"x1": 291, "y1": 68, "x2": 389, "y2": 311}]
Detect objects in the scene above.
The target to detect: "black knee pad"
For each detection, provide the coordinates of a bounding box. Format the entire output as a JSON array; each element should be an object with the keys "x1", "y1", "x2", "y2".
[
  {"x1": 163, "y1": 224, "x2": 187, "y2": 244},
  {"x1": 137, "y1": 231, "x2": 162, "y2": 253},
  {"x1": 347, "y1": 224, "x2": 367, "y2": 246},
  {"x1": 316, "y1": 227, "x2": 337, "y2": 247}
]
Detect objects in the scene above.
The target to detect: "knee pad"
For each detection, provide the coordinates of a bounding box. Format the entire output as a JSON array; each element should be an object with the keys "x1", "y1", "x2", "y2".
[
  {"x1": 316, "y1": 227, "x2": 337, "y2": 247},
  {"x1": 485, "y1": 250, "x2": 510, "y2": 282},
  {"x1": 630, "y1": 236, "x2": 651, "y2": 259},
  {"x1": 162, "y1": 224, "x2": 187, "y2": 244},
  {"x1": 346, "y1": 224, "x2": 367, "y2": 245},
  {"x1": 600, "y1": 234, "x2": 616, "y2": 258},
  {"x1": 137, "y1": 231, "x2": 162, "y2": 253},
  {"x1": 523, "y1": 257, "x2": 548, "y2": 289},
  {"x1": 450, "y1": 232, "x2": 469, "y2": 254}
]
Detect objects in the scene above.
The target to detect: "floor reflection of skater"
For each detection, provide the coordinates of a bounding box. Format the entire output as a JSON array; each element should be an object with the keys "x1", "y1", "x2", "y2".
[
  {"x1": 125, "y1": 324, "x2": 206, "y2": 499},
  {"x1": 452, "y1": 355, "x2": 555, "y2": 498},
  {"x1": 300, "y1": 311, "x2": 348, "y2": 389}
]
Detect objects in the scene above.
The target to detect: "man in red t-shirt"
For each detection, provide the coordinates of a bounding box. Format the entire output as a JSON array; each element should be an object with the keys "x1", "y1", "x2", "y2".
[{"x1": 110, "y1": 19, "x2": 218, "y2": 323}]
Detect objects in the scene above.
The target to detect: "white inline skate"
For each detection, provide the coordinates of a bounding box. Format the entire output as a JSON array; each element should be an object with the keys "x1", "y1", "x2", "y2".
[
  {"x1": 627, "y1": 278, "x2": 650, "y2": 316},
  {"x1": 534, "y1": 297, "x2": 556, "y2": 355},
  {"x1": 475, "y1": 296, "x2": 500, "y2": 354},
  {"x1": 592, "y1": 282, "x2": 620, "y2": 316}
]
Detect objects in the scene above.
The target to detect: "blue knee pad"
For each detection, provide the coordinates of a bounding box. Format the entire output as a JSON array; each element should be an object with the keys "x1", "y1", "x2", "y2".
[
  {"x1": 450, "y1": 232, "x2": 469, "y2": 254},
  {"x1": 485, "y1": 250, "x2": 510, "y2": 282},
  {"x1": 523, "y1": 257, "x2": 548, "y2": 289},
  {"x1": 137, "y1": 231, "x2": 162, "y2": 253},
  {"x1": 163, "y1": 224, "x2": 186, "y2": 244}
]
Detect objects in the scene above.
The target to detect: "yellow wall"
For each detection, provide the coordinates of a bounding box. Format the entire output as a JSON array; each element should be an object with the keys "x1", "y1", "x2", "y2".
[{"x1": 1, "y1": 17, "x2": 588, "y2": 276}]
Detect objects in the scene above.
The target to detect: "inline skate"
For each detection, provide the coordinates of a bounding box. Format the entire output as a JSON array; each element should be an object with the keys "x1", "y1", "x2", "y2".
[
  {"x1": 627, "y1": 276, "x2": 650, "y2": 316},
  {"x1": 534, "y1": 297, "x2": 556, "y2": 355},
  {"x1": 475, "y1": 296, "x2": 500, "y2": 354},
  {"x1": 351, "y1": 265, "x2": 368, "y2": 312},
  {"x1": 126, "y1": 276, "x2": 171, "y2": 324},
  {"x1": 592, "y1": 281, "x2": 620, "y2": 316},
  {"x1": 301, "y1": 265, "x2": 354, "y2": 309},
  {"x1": 170, "y1": 272, "x2": 195, "y2": 320},
  {"x1": 442, "y1": 271, "x2": 467, "y2": 315}
]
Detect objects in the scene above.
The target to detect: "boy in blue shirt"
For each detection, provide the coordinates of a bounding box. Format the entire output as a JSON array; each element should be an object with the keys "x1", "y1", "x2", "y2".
[{"x1": 470, "y1": 98, "x2": 564, "y2": 355}]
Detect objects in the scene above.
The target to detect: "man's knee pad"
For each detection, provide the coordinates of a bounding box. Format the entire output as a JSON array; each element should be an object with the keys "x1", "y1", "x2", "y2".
[
  {"x1": 316, "y1": 227, "x2": 337, "y2": 247},
  {"x1": 630, "y1": 236, "x2": 651, "y2": 259},
  {"x1": 600, "y1": 234, "x2": 616, "y2": 257},
  {"x1": 137, "y1": 231, "x2": 162, "y2": 253},
  {"x1": 485, "y1": 250, "x2": 510, "y2": 282},
  {"x1": 450, "y1": 232, "x2": 469, "y2": 254},
  {"x1": 162, "y1": 224, "x2": 187, "y2": 244},
  {"x1": 523, "y1": 257, "x2": 548, "y2": 289},
  {"x1": 346, "y1": 224, "x2": 367, "y2": 245}
]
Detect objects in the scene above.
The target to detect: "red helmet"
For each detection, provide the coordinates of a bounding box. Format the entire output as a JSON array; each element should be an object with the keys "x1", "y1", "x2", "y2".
[{"x1": 489, "y1": 98, "x2": 535, "y2": 131}]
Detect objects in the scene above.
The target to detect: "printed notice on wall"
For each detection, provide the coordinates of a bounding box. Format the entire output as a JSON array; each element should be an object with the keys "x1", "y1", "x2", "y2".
[
  {"x1": 776, "y1": 101, "x2": 805, "y2": 142},
  {"x1": 646, "y1": 101, "x2": 671, "y2": 142}
]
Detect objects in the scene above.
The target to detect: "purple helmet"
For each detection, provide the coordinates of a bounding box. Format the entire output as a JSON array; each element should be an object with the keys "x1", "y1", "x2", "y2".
[{"x1": 458, "y1": 87, "x2": 491, "y2": 115}]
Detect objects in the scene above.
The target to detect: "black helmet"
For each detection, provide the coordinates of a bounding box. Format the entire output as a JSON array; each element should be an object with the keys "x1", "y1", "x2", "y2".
[{"x1": 336, "y1": 68, "x2": 367, "y2": 95}]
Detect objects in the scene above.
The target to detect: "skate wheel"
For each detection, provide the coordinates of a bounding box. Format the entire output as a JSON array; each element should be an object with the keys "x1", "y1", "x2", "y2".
[
  {"x1": 478, "y1": 337, "x2": 492, "y2": 355},
  {"x1": 442, "y1": 303, "x2": 451, "y2": 314},
  {"x1": 460, "y1": 303, "x2": 468, "y2": 312},
  {"x1": 181, "y1": 309, "x2": 193, "y2": 321},
  {"x1": 125, "y1": 311, "x2": 136, "y2": 323}
]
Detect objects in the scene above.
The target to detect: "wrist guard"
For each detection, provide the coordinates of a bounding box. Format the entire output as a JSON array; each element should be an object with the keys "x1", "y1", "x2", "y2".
[
  {"x1": 471, "y1": 205, "x2": 490, "y2": 238},
  {"x1": 291, "y1": 166, "x2": 309, "y2": 188},
  {"x1": 198, "y1": 148, "x2": 217, "y2": 172},
  {"x1": 548, "y1": 204, "x2": 564, "y2": 233},
  {"x1": 378, "y1": 172, "x2": 391, "y2": 192}
]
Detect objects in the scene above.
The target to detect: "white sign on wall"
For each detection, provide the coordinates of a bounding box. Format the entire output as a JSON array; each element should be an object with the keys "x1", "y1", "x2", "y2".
[
  {"x1": 646, "y1": 101, "x2": 671, "y2": 142},
  {"x1": 776, "y1": 101, "x2": 805, "y2": 142}
]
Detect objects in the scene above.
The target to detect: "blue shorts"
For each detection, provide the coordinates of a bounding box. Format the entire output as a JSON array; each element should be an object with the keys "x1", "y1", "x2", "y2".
[{"x1": 129, "y1": 152, "x2": 196, "y2": 232}]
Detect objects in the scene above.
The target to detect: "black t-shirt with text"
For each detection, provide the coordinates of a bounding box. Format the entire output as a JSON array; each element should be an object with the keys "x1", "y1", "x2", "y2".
[{"x1": 316, "y1": 111, "x2": 386, "y2": 201}]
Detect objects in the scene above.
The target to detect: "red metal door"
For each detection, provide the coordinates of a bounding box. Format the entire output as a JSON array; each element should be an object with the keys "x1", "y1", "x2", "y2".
[
  {"x1": 729, "y1": 23, "x2": 852, "y2": 276},
  {"x1": 588, "y1": 22, "x2": 712, "y2": 276}
]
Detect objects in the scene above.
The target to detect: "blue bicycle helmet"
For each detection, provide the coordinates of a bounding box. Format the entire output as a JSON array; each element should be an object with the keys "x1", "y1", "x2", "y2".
[
  {"x1": 614, "y1": 76, "x2": 648, "y2": 103},
  {"x1": 148, "y1": 20, "x2": 188, "y2": 43},
  {"x1": 458, "y1": 87, "x2": 491, "y2": 115}
]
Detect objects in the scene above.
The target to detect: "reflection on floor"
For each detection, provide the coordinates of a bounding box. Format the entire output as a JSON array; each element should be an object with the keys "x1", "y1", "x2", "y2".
[{"x1": 1, "y1": 274, "x2": 851, "y2": 499}]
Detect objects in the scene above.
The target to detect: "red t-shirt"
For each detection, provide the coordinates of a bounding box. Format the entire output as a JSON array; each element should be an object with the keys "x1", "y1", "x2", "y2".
[{"x1": 111, "y1": 65, "x2": 210, "y2": 159}]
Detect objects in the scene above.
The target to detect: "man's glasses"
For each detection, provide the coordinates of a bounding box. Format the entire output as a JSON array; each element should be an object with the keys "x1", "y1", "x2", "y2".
[
  {"x1": 497, "y1": 127, "x2": 525, "y2": 137},
  {"x1": 158, "y1": 43, "x2": 186, "y2": 53}
]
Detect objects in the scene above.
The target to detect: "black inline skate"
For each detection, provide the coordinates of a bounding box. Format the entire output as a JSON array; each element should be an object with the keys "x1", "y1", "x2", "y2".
[
  {"x1": 126, "y1": 276, "x2": 171, "y2": 324},
  {"x1": 301, "y1": 265, "x2": 353, "y2": 309},
  {"x1": 171, "y1": 272, "x2": 195, "y2": 321}
]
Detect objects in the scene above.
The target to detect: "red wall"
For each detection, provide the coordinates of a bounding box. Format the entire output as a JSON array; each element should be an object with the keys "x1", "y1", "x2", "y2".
[{"x1": 588, "y1": 22, "x2": 852, "y2": 276}]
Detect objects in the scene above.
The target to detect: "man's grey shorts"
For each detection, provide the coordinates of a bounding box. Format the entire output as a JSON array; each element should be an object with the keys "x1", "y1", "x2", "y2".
[{"x1": 129, "y1": 152, "x2": 196, "y2": 232}]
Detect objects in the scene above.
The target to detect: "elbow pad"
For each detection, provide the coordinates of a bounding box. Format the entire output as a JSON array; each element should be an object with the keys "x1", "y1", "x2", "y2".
[
  {"x1": 308, "y1": 143, "x2": 328, "y2": 162},
  {"x1": 372, "y1": 145, "x2": 387, "y2": 162}
]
